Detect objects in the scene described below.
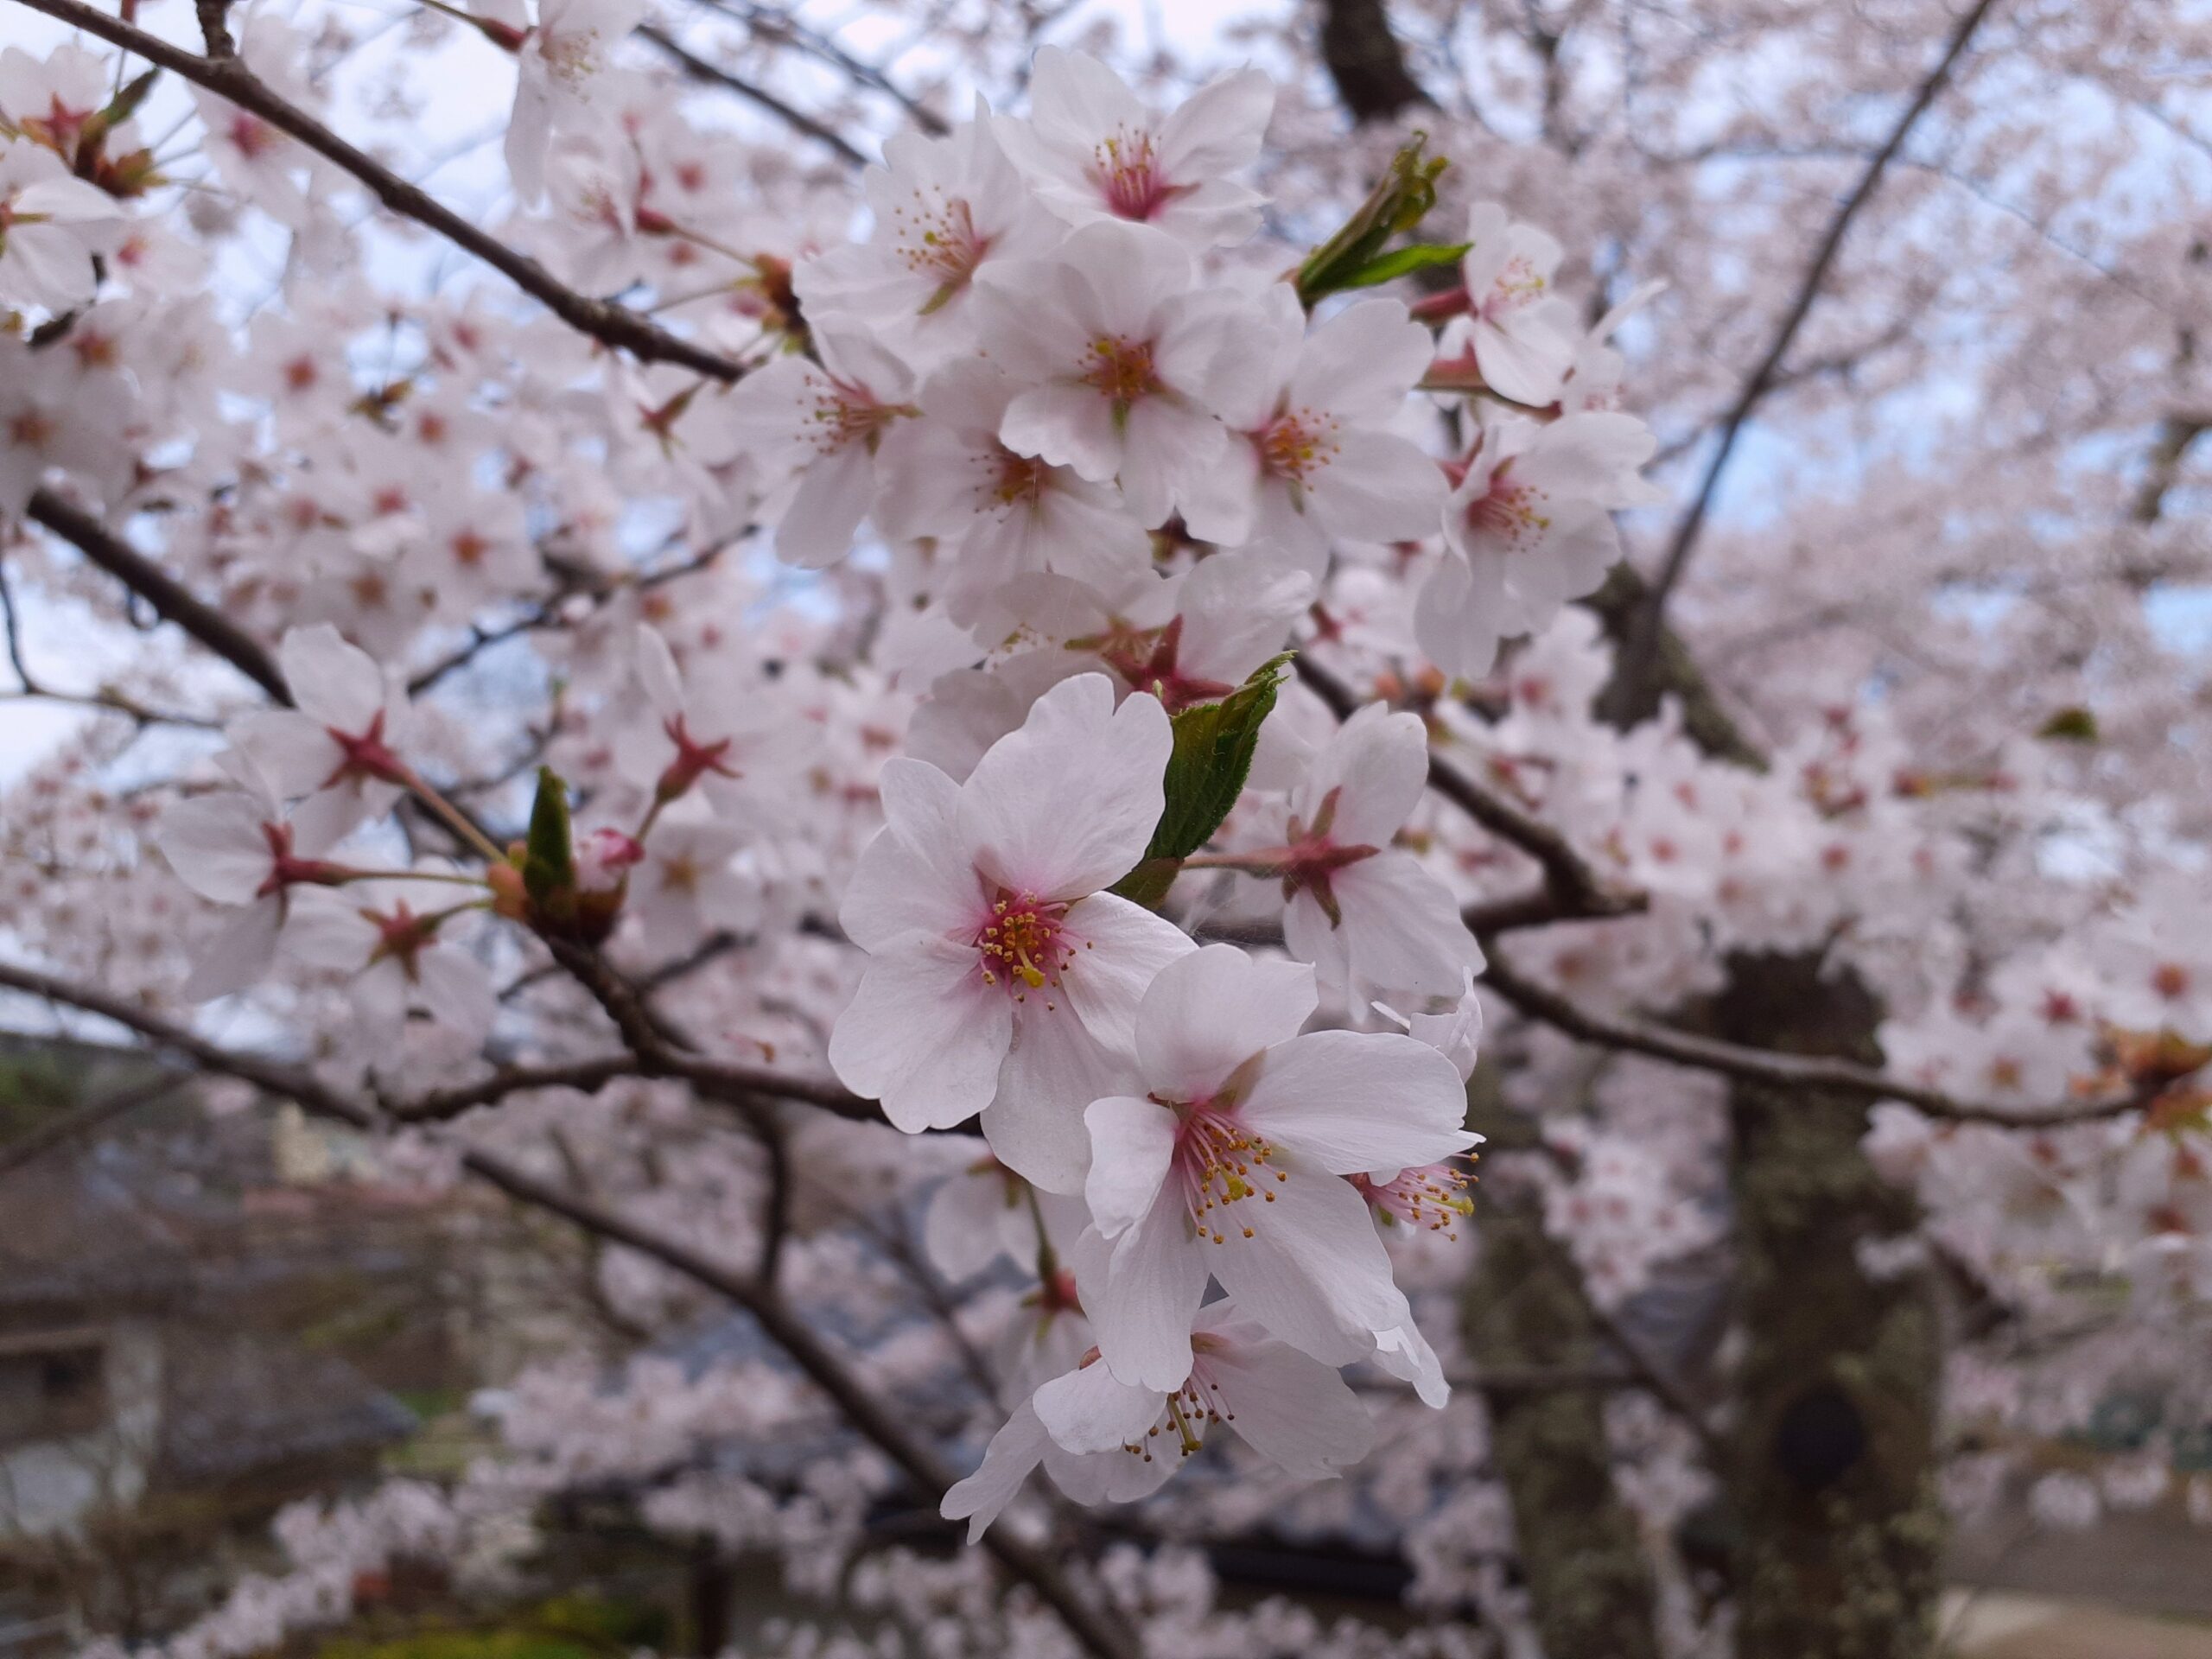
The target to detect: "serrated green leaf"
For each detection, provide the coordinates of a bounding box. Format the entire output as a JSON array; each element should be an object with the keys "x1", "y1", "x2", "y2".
[
  {"x1": 522, "y1": 766, "x2": 576, "y2": 906},
  {"x1": 1334, "y1": 240, "x2": 1471, "y2": 291},
  {"x1": 1112, "y1": 655, "x2": 1289, "y2": 906}
]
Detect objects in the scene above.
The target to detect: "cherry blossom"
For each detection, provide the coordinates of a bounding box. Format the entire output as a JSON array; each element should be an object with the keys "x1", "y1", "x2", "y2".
[
  {"x1": 1075, "y1": 944, "x2": 1475, "y2": 1389},
  {"x1": 1433, "y1": 201, "x2": 1583, "y2": 407},
  {"x1": 971, "y1": 219, "x2": 1246, "y2": 528},
  {"x1": 1419, "y1": 410, "x2": 1664, "y2": 678},
  {"x1": 1180, "y1": 286, "x2": 1445, "y2": 563},
  {"x1": 0, "y1": 139, "x2": 123, "y2": 311},
  {"x1": 828, "y1": 673, "x2": 1192, "y2": 1192},
  {"x1": 941, "y1": 1300, "x2": 1373, "y2": 1541},
  {"x1": 995, "y1": 48, "x2": 1274, "y2": 248}
]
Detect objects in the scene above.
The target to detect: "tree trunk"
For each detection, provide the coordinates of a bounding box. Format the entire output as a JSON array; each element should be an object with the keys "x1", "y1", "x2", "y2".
[
  {"x1": 1462, "y1": 1088, "x2": 1663, "y2": 1659},
  {"x1": 1712, "y1": 953, "x2": 1943, "y2": 1659}
]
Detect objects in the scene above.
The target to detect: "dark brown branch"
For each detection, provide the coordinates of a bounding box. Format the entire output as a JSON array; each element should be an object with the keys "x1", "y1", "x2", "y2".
[
  {"x1": 10, "y1": 0, "x2": 748, "y2": 383},
  {"x1": 1317, "y1": 0, "x2": 1434, "y2": 123},
  {"x1": 1611, "y1": 0, "x2": 2006, "y2": 706},
  {"x1": 1474, "y1": 945, "x2": 2154, "y2": 1127},
  {"x1": 27, "y1": 487, "x2": 290, "y2": 702},
  {"x1": 640, "y1": 24, "x2": 870, "y2": 167},
  {"x1": 1297, "y1": 655, "x2": 1643, "y2": 921}
]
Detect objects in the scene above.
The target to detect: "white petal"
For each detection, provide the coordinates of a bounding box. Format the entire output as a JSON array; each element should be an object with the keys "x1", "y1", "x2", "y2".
[
  {"x1": 1135, "y1": 944, "x2": 1315, "y2": 1103},
  {"x1": 1084, "y1": 1095, "x2": 1177, "y2": 1239},
  {"x1": 940, "y1": 1399, "x2": 1052, "y2": 1543},
  {"x1": 1033, "y1": 1360, "x2": 1164, "y2": 1454},
  {"x1": 828, "y1": 937, "x2": 1012, "y2": 1131},
  {"x1": 1206, "y1": 1334, "x2": 1374, "y2": 1477},
  {"x1": 1243, "y1": 1030, "x2": 1475, "y2": 1173},
  {"x1": 1058, "y1": 892, "x2": 1195, "y2": 1054},
  {"x1": 1207, "y1": 1163, "x2": 1401, "y2": 1364},
  {"x1": 957, "y1": 675, "x2": 1169, "y2": 899},
  {"x1": 159, "y1": 793, "x2": 274, "y2": 903},
  {"x1": 1073, "y1": 1214, "x2": 1210, "y2": 1392},
  {"x1": 839, "y1": 759, "x2": 982, "y2": 950}
]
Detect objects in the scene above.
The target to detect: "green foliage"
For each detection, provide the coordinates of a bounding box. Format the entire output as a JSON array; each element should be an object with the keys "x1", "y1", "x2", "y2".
[
  {"x1": 1113, "y1": 655, "x2": 1289, "y2": 908},
  {"x1": 1326, "y1": 240, "x2": 1470, "y2": 293},
  {"x1": 521, "y1": 766, "x2": 576, "y2": 907},
  {"x1": 315, "y1": 1596, "x2": 669, "y2": 1659},
  {"x1": 2037, "y1": 705, "x2": 2099, "y2": 742},
  {"x1": 1294, "y1": 134, "x2": 1452, "y2": 307}
]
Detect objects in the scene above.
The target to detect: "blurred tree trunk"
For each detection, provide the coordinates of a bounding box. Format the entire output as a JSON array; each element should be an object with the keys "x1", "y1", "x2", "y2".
[
  {"x1": 1315, "y1": 0, "x2": 1434, "y2": 123},
  {"x1": 1461, "y1": 1084, "x2": 1664, "y2": 1659},
  {"x1": 1711, "y1": 954, "x2": 1943, "y2": 1659}
]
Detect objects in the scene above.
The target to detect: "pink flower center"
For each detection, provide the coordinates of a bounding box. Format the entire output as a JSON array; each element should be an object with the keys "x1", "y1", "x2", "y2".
[
  {"x1": 798, "y1": 373, "x2": 912, "y2": 456},
  {"x1": 891, "y1": 193, "x2": 989, "y2": 296},
  {"x1": 1090, "y1": 129, "x2": 1185, "y2": 222},
  {"x1": 1080, "y1": 335, "x2": 1160, "y2": 411},
  {"x1": 1088, "y1": 1344, "x2": 1233, "y2": 1462},
  {"x1": 1479, "y1": 255, "x2": 1548, "y2": 319},
  {"x1": 1465, "y1": 464, "x2": 1551, "y2": 551},
  {"x1": 321, "y1": 709, "x2": 408, "y2": 792},
  {"x1": 1255, "y1": 407, "x2": 1343, "y2": 489},
  {"x1": 1351, "y1": 1163, "x2": 1474, "y2": 1239},
  {"x1": 1170, "y1": 1096, "x2": 1285, "y2": 1243},
  {"x1": 974, "y1": 889, "x2": 1072, "y2": 995}
]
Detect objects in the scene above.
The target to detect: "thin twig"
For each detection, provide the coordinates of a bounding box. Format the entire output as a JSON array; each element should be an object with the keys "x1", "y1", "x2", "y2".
[{"x1": 10, "y1": 0, "x2": 749, "y2": 382}]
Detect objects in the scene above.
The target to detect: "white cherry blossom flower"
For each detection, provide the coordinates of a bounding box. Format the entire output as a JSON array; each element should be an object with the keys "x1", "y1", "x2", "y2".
[
  {"x1": 474, "y1": 0, "x2": 651, "y2": 205},
  {"x1": 873, "y1": 359, "x2": 1154, "y2": 626},
  {"x1": 286, "y1": 874, "x2": 495, "y2": 1056},
  {"x1": 1418, "y1": 410, "x2": 1662, "y2": 678},
  {"x1": 1434, "y1": 201, "x2": 1583, "y2": 406},
  {"x1": 158, "y1": 754, "x2": 356, "y2": 1001},
  {"x1": 721, "y1": 324, "x2": 921, "y2": 568},
  {"x1": 828, "y1": 674, "x2": 1192, "y2": 1193},
  {"x1": 0, "y1": 140, "x2": 123, "y2": 312},
  {"x1": 1074, "y1": 944, "x2": 1476, "y2": 1389},
  {"x1": 995, "y1": 48, "x2": 1273, "y2": 249},
  {"x1": 1263, "y1": 702, "x2": 1485, "y2": 1001},
  {"x1": 1181, "y1": 287, "x2": 1444, "y2": 563},
  {"x1": 940, "y1": 1300, "x2": 1372, "y2": 1541},
  {"x1": 226, "y1": 625, "x2": 413, "y2": 834},
  {"x1": 795, "y1": 103, "x2": 1061, "y2": 365},
  {"x1": 971, "y1": 219, "x2": 1244, "y2": 528}
]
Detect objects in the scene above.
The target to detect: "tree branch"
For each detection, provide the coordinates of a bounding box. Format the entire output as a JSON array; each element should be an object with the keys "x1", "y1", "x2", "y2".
[
  {"x1": 26, "y1": 487, "x2": 290, "y2": 702},
  {"x1": 1610, "y1": 0, "x2": 2006, "y2": 710},
  {"x1": 10, "y1": 0, "x2": 748, "y2": 383},
  {"x1": 640, "y1": 24, "x2": 869, "y2": 167},
  {"x1": 1297, "y1": 655, "x2": 1643, "y2": 922},
  {"x1": 1474, "y1": 944, "x2": 2156, "y2": 1127},
  {"x1": 1317, "y1": 0, "x2": 1433, "y2": 123}
]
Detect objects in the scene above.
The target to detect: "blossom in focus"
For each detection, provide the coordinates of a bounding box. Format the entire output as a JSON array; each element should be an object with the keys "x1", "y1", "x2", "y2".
[
  {"x1": 828, "y1": 674, "x2": 1192, "y2": 1193},
  {"x1": 1180, "y1": 287, "x2": 1445, "y2": 564},
  {"x1": 1266, "y1": 703, "x2": 1486, "y2": 1002},
  {"x1": 995, "y1": 48, "x2": 1274, "y2": 249},
  {"x1": 1436, "y1": 201, "x2": 1583, "y2": 406},
  {"x1": 796, "y1": 104, "x2": 1061, "y2": 365},
  {"x1": 1075, "y1": 944, "x2": 1475, "y2": 1389},
  {"x1": 722, "y1": 323, "x2": 922, "y2": 568},
  {"x1": 1418, "y1": 410, "x2": 1662, "y2": 679},
  {"x1": 940, "y1": 1300, "x2": 1373, "y2": 1541},
  {"x1": 972, "y1": 219, "x2": 1244, "y2": 529}
]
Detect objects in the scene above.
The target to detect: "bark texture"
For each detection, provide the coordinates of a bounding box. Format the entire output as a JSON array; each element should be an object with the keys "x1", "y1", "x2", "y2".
[
  {"x1": 1316, "y1": 0, "x2": 1433, "y2": 122},
  {"x1": 1713, "y1": 953, "x2": 1944, "y2": 1659},
  {"x1": 1461, "y1": 1087, "x2": 1663, "y2": 1659}
]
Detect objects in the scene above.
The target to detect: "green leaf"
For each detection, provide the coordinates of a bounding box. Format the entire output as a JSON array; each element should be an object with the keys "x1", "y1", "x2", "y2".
[
  {"x1": 104, "y1": 68, "x2": 162, "y2": 128},
  {"x1": 1295, "y1": 134, "x2": 1451, "y2": 308},
  {"x1": 2037, "y1": 706, "x2": 2098, "y2": 743},
  {"x1": 1113, "y1": 655, "x2": 1290, "y2": 907},
  {"x1": 521, "y1": 766, "x2": 576, "y2": 906},
  {"x1": 1332, "y1": 240, "x2": 1471, "y2": 291}
]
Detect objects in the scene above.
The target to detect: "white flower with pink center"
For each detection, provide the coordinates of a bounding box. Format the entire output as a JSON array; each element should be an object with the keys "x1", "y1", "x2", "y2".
[
  {"x1": 722, "y1": 324, "x2": 922, "y2": 568},
  {"x1": 1418, "y1": 410, "x2": 1663, "y2": 679},
  {"x1": 995, "y1": 48, "x2": 1273, "y2": 249},
  {"x1": 940, "y1": 1300, "x2": 1374, "y2": 1541},
  {"x1": 970, "y1": 219, "x2": 1248, "y2": 528},
  {"x1": 795, "y1": 103, "x2": 1062, "y2": 366},
  {"x1": 1072, "y1": 944, "x2": 1476, "y2": 1389},
  {"x1": 1266, "y1": 702, "x2": 1486, "y2": 1002},
  {"x1": 828, "y1": 674, "x2": 1192, "y2": 1193},
  {"x1": 1433, "y1": 200, "x2": 1585, "y2": 407},
  {"x1": 1181, "y1": 286, "x2": 1444, "y2": 564}
]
